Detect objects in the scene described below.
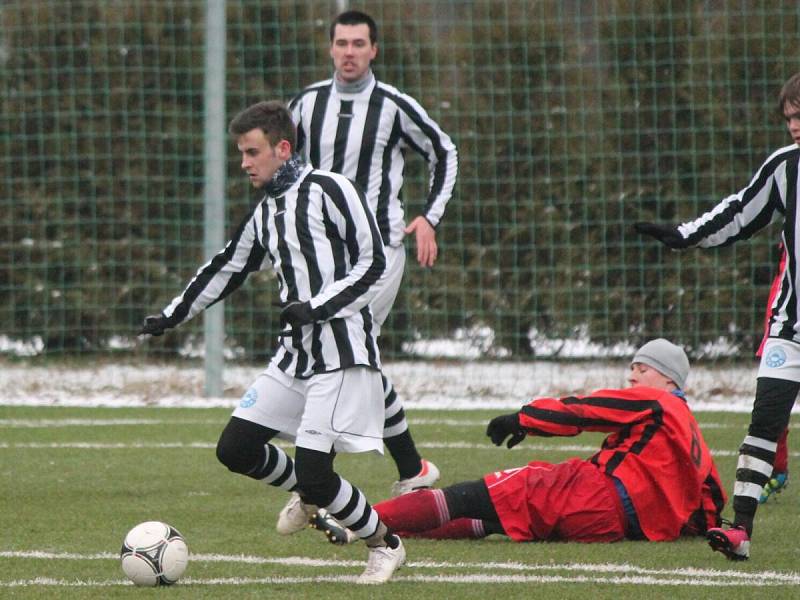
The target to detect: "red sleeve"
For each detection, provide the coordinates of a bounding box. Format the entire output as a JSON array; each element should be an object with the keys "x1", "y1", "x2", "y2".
[{"x1": 518, "y1": 388, "x2": 662, "y2": 438}]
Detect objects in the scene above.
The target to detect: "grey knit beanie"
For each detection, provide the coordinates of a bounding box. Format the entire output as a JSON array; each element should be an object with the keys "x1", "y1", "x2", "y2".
[{"x1": 631, "y1": 339, "x2": 690, "y2": 389}]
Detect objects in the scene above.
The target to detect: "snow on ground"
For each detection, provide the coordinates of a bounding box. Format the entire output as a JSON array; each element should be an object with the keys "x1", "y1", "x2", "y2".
[{"x1": 0, "y1": 358, "x2": 770, "y2": 412}]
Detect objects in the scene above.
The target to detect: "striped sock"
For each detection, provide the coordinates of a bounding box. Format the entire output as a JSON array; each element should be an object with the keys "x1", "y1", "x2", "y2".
[
  {"x1": 733, "y1": 435, "x2": 776, "y2": 534},
  {"x1": 252, "y1": 443, "x2": 296, "y2": 492},
  {"x1": 323, "y1": 477, "x2": 381, "y2": 539}
]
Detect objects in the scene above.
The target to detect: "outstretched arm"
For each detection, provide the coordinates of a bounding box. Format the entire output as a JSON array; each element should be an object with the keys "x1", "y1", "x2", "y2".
[{"x1": 139, "y1": 206, "x2": 266, "y2": 336}]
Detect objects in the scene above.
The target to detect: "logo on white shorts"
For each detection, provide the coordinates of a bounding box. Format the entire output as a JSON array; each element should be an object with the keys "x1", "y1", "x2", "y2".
[
  {"x1": 765, "y1": 347, "x2": 788, "y2": 368},
  {"x1": 239, "y1": 388, "x2": 257, "y2": 408}
]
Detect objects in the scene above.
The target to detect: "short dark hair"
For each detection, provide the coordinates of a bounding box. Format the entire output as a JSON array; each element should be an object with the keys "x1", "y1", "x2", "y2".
[
  {"x1": 778, "y1": 72, "x2": 800, "y2": 114},
  {"x1": 329, "y1": 10, "x2": 377, "y2": 45},
  {"x1": 227, "y1": 100, "x2": 296, "y2": 149}
]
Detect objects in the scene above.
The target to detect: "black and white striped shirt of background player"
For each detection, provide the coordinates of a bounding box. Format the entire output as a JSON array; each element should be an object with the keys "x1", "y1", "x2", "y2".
[
  {"x1": 289, "y1": 75, "x2": 458, "y2": 247},
  {"x1": 159, "y1": 165, "x2": 387, "y2": 379},
  {"x1": 676, "y1": 143, "x2": 800, "y2": 342}
]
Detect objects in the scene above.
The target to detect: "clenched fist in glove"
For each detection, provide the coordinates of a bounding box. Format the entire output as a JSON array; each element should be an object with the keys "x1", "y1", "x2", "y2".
[
  {"x1": 486, "y1": 412, "x2": 526, "y2": 449},
  {"x1": 280, "y1": 300, "x2": 315, "y2": 328},
  {"x1": 138, "y1": 314, "x2": 173, "y2": 337},
  {"x1": 633, "y1": 222, "x2": 690, "y2": 249}
]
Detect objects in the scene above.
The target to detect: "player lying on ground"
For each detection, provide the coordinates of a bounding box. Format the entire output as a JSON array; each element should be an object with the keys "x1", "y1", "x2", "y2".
[{"x1": 312, "y1": 339, "x2": 727, "y2": 545}]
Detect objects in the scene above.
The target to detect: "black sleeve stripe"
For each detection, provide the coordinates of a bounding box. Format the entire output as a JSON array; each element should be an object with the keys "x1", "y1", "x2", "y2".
[
  {"x1": 562, "y1": 395, "x2": 662, "y2": 413},
  {"x1": 376, "y1": 116, "x2": 404, "y2": 244},
  {"x1": 687, "y1": 147, "x2": 800, "y2": 245},
  {"x1": 212, "y1": 242, "x2": 266, "y2": 304},
  {"x1": 520, "y1": 405, "x2": 623, "y2": 430},
  {"x1": 380, "y1": 88, "x2": 452, "y2": 203},
  {"x1": 169, "y1": 206, "x2": 259, "y2": 322}
]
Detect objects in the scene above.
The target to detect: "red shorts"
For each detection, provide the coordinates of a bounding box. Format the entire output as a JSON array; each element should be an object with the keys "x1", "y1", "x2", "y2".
[{"x1": 484, "y1": 458, "x2": 626, "y2": 543}]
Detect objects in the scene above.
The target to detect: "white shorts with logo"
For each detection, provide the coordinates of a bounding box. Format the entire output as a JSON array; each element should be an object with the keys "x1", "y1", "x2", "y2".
[
  {"x1": 232, "y1": 362, "x2": 384, "y2": 454},
  {"x1": 757, "y1": 339, "x2": 800, "y2": 382},
  {"x1": 370, "y1": 244, "x2": 406, "y2": 328}
]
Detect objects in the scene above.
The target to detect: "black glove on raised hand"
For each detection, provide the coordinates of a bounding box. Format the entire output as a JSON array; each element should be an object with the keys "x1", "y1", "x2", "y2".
[
  {"x1": 280, "y1": 300, "x2": 315, "y2": 329},
  {"x1": 138, "y1": 314, "x2": 172, "y2": 337},
  {"x1": 633, "y1": 222, "x2": 690, "y2": 249},
  {"x1": 486, "y1": 412, "x2": 526, "y2": 449}
]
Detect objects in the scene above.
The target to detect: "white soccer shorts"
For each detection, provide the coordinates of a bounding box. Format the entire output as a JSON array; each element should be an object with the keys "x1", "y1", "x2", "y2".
[
  {"x1": 757, "y1": 338, "x2": 800, "y2": 382},
  {"x1": 232, "y1": 362, "x2": 384, "y2": 454}
]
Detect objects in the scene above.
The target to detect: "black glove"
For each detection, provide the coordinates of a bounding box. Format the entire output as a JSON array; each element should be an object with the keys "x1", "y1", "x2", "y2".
[
  {"x1": 486, "y1": 412, "x2": 526, "y2": 449},
  {"x1": 280, "y1": 300, "x2": 315, "y2": 328},
  {"x1": 633, "y1": 222, "x2": 690, "y2": 249},
  {"x1": 138, "y1": 314, "x2": 171, "y2": 337}
]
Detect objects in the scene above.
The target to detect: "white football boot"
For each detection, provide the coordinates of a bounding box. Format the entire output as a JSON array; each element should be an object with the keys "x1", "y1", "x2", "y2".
[
  {"x1": 357, "y1": 537, "x2": 406, "y2": 584},
  {"x1": 276, "y1": 492, "x2": 316, "y2": 535}
]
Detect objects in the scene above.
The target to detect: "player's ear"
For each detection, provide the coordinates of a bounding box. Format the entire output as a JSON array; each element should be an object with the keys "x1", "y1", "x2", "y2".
[{"x1": 275, "y1": 139, "x2": 292, "y2": 160}]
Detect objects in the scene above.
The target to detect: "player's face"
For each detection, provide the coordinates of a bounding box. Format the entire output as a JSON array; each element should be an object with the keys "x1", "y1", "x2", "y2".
[
  {"x1": 330, "y1": 23, "x2": 377, "y2": 83},
  {"x1": 627, "y1": 362, "x2": 676, "y2": 391},
  {"x1": 784, "y1": 101, "x2": 800, "y2": 147},
  {"x1": 236, "y1": 128, "x2": 290, "y2": 188}
]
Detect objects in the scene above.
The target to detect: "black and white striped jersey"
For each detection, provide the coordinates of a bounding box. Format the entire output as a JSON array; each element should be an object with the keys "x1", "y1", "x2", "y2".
[
  {"x1": 160, "y1": 164, "x2": 386, "y2": 378},
  {"x1": 677, "y1": 143, "x2": 800, "y2": 342},
  {"x1": 289, "y1": 74, "x2": 458, "y2": 247}
]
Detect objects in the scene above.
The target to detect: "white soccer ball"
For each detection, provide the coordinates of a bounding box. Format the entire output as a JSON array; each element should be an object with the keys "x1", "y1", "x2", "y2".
[{"x1": 120, "y1": 521, "x2": 189, "y2": 586}]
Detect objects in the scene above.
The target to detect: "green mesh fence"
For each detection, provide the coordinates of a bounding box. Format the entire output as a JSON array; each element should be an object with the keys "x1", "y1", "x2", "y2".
[{"x1": 1, "y1": 0, "x2": 799, "y2": 362}]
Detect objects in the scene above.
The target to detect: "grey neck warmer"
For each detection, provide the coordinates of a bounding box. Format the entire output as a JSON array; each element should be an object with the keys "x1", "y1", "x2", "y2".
[{"x1": 334, "y1": 70, "x2": 374, "y2": 94}]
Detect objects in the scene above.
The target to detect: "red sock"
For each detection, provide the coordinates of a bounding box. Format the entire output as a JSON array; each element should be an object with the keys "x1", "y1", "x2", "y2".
[
  {"x1": 395, "y1": 518, "x2": 487, "y2": 540},
  {"x1": 374, "y1": 489, "x2": 449, "y2": 532},
  {"x1": 774, "y1": 428, "x2": 789, "y2": 474}
]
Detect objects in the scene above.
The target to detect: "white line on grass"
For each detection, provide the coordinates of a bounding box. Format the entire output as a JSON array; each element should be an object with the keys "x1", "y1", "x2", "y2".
[
  {"x1": 0, "y1": 440, "x2": 794, "y2": 458},
  {"x1": 0, "y1": 418, "x2": 220, "y2": 428},
  {"x1": 3, "y1": 574, "x2": 799, "y2": 587},
  {"x1": 0, "y1": 417, "x2": 787, "y2": 431},
  {"x1": 2, "y1": 550, "x2": 800, "y2": 587}
]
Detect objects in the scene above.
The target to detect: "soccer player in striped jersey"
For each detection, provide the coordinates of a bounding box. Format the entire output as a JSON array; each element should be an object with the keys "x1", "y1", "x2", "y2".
[
  {"x1": 139, "y1": 101, "x2": 403, "y2": 583},
  {"x1": 635, "y1": 72, "x2": 800, "y2": 560},
  {"x1": 313, "y1": 340, "x2": 726, "y2": 546},
  {"x1": 288, "y1": 10, "x2": 458, "y2": 498}
]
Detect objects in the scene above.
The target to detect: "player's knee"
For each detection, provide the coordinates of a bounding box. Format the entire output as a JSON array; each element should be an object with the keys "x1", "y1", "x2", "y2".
[
  {"x1": 215, "y1": 431, "x2": 259, "y2": 475},
  {"x1": 215, "y1": 417, "x2": 273, "y2": 476}
]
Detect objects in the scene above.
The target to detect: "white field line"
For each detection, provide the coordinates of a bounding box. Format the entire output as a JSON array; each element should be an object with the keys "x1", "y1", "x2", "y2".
[
  {"x1": 1, "y1": 551, "x2": 799, "y2": 587},
  {"x1": 3, "y1": 574, "x2": 800, "y2": 587},
  {"x1": 0, "y1": 439, "x2": 793, "y2": 458},
  {"x1": 0, "y1": 417, "x2": 789, "y2": 430},
  {"x1": 0, "y1": 418, "x2": 221, "y2": 428},
  {"x1": 1, "y1": 397, "x2": 781, "y2": 412}
]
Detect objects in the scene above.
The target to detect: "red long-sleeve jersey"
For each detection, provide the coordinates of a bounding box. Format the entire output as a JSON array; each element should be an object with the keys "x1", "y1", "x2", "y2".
[{"x1": 518, "y1": 386, "x2": 727, "y2": 541}]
